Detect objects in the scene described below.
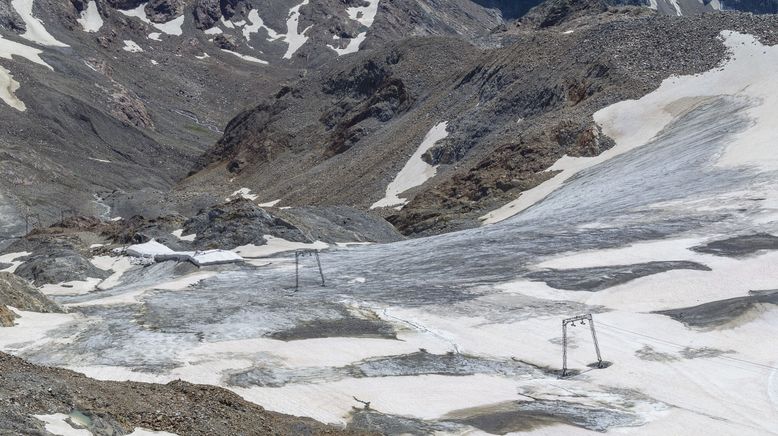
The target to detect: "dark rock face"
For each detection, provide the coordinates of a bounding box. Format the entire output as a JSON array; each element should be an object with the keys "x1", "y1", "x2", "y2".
[
  {"x1": 145, "y1": 0, "x2": 186, "y2": 23},
  {"x1": 691, "y1": 233, "x2": 778, "y2": 257},
  {"x1": 655, "y1": 290, "x2": 778, "y2": 328},
  {"x1": 193, "y1": 0, "x2": 221, "y2": 29},
  {"x1": 105, "y1": 0, "x2": 145, "y2": 9},
  {"x1": 523, "y1": 0, "x2": 610, "y2": 28},
  {"x1": 219, "y1": 0, "x2": 246, "y2": 19},
  {"x1": 472, "y1": 0, "x2": 546, "y2": 19},
  {"x1": 525, "y1": 261, "x2": 711, "y2": 292},
  {"x1": 722, "y1": 0, "x2": 778, "y2": 13},
  {"x1": 212, "y1": 33, "x2": 238, "y2": 50},
  {"x1": 184, "y1": 199, "x2": 309, "y2": 249},
  {"x1": 0, "y1": 0, "x2": 25, "y2": 31},
  {"x1": 274, "y1": 206, "x2": 405, "y2": 244},
  {"x1": 0, "y1": 272, "x2": 63, "y2": 318},
  {"x1": 14, "y1": 245, "x2": 109, "y2": 286}
]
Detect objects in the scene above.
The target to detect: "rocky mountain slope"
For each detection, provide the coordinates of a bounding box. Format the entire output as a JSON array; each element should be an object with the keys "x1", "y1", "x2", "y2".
[
  {"x1": 0, "y1": 0, "x2": 529, "y2": 243},
  {"x1": 2, "y1": 0, "x2": 776, "y2": 242},
  {"x1": 181, "y1": 7, "x2": 778, "y2": 235}
]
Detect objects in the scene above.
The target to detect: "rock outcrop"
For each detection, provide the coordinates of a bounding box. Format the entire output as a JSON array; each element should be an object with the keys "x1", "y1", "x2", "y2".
[{"x1": 0, "y1": 272, "x2": 63, "y2": 327}]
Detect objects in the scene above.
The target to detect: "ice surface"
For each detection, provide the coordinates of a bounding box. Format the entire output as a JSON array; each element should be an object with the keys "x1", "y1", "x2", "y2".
[{"x1": 371, "y1": 121, "x2": 449, "y2": 209}]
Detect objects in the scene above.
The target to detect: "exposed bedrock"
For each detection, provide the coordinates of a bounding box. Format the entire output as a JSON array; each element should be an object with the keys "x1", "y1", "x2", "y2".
[
  {"x1": 525, "y1": 261, "x2": 711, "y2": 292},
  {"x1": 655, "y1": 290, "x2": 778, "y2": 328},
  {"x1": 691, "y1": 233, "x2": 778, "y2": 257}
]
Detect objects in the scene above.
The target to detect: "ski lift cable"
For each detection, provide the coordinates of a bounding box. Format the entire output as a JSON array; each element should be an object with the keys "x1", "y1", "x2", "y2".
[{"x1": 595, "y1": 320, "x2": 778, "y2": 371}]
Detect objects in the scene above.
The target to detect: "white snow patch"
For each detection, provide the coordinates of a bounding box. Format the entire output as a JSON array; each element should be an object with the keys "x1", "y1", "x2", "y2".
[
  {"x1": 123, "y1": 239, "x2": 174, "y2": 257},
  {"x1": 122, "y1": 40, "x2": 143, "y2": 52},
  {"x1": 204, "y1": 26, "x2": 222, "y2": 35},
  {"x1": 327, "y1": 32, "x2": 366, "y2": 56},
  {"x1": 668, "y1": 0, "x2": 683, "y2": 15},
  {"x1": 33, "y1": 414, "x2": 91, "y2": 436},
  {"x1": 221, "y1": 49, "x2": 268, "y2": 64},
  {"x1": 171, "y1": 228, "x2": 196, "y2": 241},
  {"x1": 69, "y1": 271, "x2": 216, "y2": 307},
  {"x1": 119, "y1": 3, "x2": 184, "y2": 36},
  {"x1": 0, "y1": 65, "x2": 25, "y2": 111},
  {"x1": 11, "y1": 0, "x2": 69, "y2": 47},
  {"x1": 257, "y1": 199, "x2": 281, "y2": 207},
  {"x1": 88, "y1": 157, "x2": 111, "y2": 163},
  {"x1": 243, "y1": 9, "x2": 281, "y2": 43},
  {"x1": 481, "y1": 31, "x2": 778, "y2": 224},
  {"x1": 0, "y1": 309, "x2": 78, "y2": 351},
  {"x1": 227, "y1": 187, "x2": 259, "y2": 201},
  {"x1": 76, "y1": 1, "x2": 103, "y2": 33},
  {"x1": 123, "y1": 239, "x2": 242, "y2": 266},
  {"x1": 126, "y1": 429, "x2": 178, "y2": 436},
  {"x1": 148, "y1": 32, "x2": 161, "y2": 41},
  {"x1": 91, "y1": 255, "x2": 134, "y2": 290},
  {"x1": 38, "y1": 277, "x2": 102, "y2": 296},
  {"x1": 153, "y1": 15, "x2": 184, "y2": 36},
  {"x1": 150, "y1": 59, "x2": 158, "y2": 65},
  {"x1": 233, "y1": 235, "x2": 328, "y2": 258},
  {"x1": 281, "y1": 0, "x2": 312, "y2": 59},
  {"x1": 0, "y1": 251, "x2": 29, "y2": 273},
  {"x1": 327, "y1": 0, "x2": 379, "y2": 55},
  {"x1": 346, "y1": 0, "x2": 380, "y2": 27},
  {"x1": 0, "y1": 35, "x2": 51, "y2": 68},
  {"x1": 0, "y1": 33, "x2": 53, "y2": 110},
  {"x1": 371, "y1": 121, "x2": 449, "y2": 209},
  {"x1": 220, "y1": 16, "x2": 234, "y2": 29},
  {"x1": 194, "y1": 52, "x2": 209, "y2": 59}
]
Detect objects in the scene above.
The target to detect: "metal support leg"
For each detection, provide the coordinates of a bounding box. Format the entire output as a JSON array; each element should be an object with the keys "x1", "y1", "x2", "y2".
[
  {"x1": 562, "y1": 320, "x2": 568, "y2": 377},
  {"x1": 314, "y1": 251, "x2": 325, "y2": 286},
  {"x1": 588, "y1": 315, "x2": 603, "y2": 367},
  {"x1": 294, "y1": 251, "x2": 300, "y2": 292}
]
